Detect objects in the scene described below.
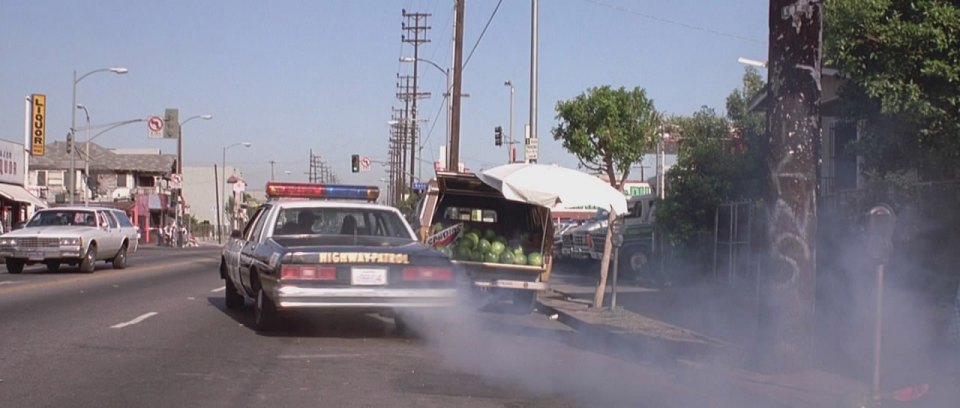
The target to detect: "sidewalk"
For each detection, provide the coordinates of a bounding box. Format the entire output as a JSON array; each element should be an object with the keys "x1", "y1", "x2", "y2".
[{"x1": 536, "y1": 267, "x2": 959, "y2": 407}]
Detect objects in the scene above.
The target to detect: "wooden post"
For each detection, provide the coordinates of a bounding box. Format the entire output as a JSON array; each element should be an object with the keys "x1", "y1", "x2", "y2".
[{"x1": 593, "y1": 207, "x2": 617, "y2": 308}]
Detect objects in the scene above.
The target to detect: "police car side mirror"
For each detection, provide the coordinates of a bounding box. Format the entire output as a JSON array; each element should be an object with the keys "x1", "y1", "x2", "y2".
[{"x1": 230, "y1": 229, "x2": 242, "y2": 239}]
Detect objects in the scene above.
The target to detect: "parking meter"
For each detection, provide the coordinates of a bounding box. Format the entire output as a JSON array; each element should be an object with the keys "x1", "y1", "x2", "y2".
[
  {"x1": 866, "y1": 204, "x2": 896, "y2": 406},
  {"x1": 866, "y1": 205, "x2": 896, "y2": 263}
]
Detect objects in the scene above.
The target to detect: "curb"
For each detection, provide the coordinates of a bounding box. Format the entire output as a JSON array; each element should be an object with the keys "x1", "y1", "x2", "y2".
[{"x1": 535, "y1": 290, "x2": 738, "y2": 363}]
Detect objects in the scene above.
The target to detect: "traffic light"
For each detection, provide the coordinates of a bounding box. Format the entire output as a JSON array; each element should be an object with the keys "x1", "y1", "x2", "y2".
[
  {"x1": 351, "y1": 154, "x2": 360, "y2": 173},
  {"x1": 494, "y1": 126, "x2": 503, "y2": 146},
  {"x1": 66, "y1": 131, "x2": 73, "y2": 154}
]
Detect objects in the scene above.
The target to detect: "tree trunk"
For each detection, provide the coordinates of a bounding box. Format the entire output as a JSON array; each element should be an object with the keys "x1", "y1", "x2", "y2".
[{"x1": 757, "y1": 0, "x2": 822, "y2": 372}]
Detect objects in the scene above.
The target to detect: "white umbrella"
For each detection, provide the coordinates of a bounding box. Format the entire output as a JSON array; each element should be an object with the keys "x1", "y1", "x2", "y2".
[{"x1": 476, "y1": 163, "x2": 628, "y2": 215}]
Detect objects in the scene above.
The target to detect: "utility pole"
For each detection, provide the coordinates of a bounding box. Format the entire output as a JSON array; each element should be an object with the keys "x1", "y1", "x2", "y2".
[
  {"x1": 269, "y1": 160, "x2": 276, "y2": 181},
  {"x1": 528, "y1": 0, "x2": 539, "y2": 164},
  {"x1": 402, "y1": 10, "x2": 430, "y2": 190},
  {"x1": 505, "y1": 80, "x2": 515, "y2": 163},
  {"x1": 757, "y1": 0, "x2": 822, "y2": 372},
  {"x1": 449, "y1": 0, "x2": 465, "y2": 172}
]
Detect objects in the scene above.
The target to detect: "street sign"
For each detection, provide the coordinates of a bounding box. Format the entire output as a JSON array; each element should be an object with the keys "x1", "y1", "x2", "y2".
[
  {"x1": 170, "y1": 173, "x2": 182, "y2": 189},
  {"x1": 147, "y1": 116, "x2": 164, "y2": 139},
  {"x1": 412, "y1": 182, "x2": 426, "y2": 191},
  {"x1": 360, "y1": 156, "x2": 372, "y2": 172},
  {"x1": 163, "y1": 108, "x2": 179, "y2": 139},
  {"x1": 525, "y1": 138, "x2": 539, "y2": 162},
  {"x1": 30, "y1": 94, "x2": 46, "y2": 156}
]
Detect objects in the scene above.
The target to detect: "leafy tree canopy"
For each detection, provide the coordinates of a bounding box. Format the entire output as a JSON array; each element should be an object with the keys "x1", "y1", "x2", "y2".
[
  {"x1": 825, "y1": 0, "x2": 960, "y2": 176},
  {"x1": 552, "y1": 86, "x2": 660, "y2": 188},
  {"x1": 657, "y1": 69, "x2": 767, "y2": 245}
]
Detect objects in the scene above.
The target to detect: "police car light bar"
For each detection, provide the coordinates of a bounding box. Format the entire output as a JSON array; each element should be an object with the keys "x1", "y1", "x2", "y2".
[{"x1": 265, "y1": 182, "x2": 380, "y2": 201}]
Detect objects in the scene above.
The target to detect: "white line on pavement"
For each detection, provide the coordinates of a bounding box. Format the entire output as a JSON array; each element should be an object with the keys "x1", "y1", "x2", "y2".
[
  {"x1": 0, "y1": 281, "x2": 21, "y2": 285},
  {"x1": 210, "y1": 286, "x2": 225, "y2": 293},
  {"x1": 110, "y1": 312, "x2": 158, "y2": 329},
  {"x1": 278, "y1": 354, "x2": 364, "y2": 360}
]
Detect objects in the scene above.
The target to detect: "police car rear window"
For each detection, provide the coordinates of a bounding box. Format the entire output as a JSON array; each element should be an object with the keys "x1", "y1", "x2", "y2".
[{"x1": 273, "y1": 207, "x2": 412, "y2": 238}]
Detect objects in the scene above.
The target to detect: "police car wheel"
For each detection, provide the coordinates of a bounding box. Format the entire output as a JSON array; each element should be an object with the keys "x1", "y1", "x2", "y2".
[
  {"x1": 254, "y1": 287, "x2": 278, "y2": 331},
  {"x1": 224, "y1": 277, "x2": 244, "y2": 310}
]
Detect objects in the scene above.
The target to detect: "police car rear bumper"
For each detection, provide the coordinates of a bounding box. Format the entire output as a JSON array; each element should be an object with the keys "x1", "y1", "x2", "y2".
[{"x1": 274, "y1": 286, "x2": 459, "y2": 308}]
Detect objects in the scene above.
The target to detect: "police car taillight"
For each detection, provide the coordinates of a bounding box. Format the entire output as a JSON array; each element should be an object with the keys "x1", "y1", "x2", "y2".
[
  {"x1": 281, "y1": 264, "x2": 337, "y2": 280},
  {"x1": 401, "y1": 266, "x2": 453, "y2": 281},
  {"x1": 265, "y1": 182, "x2": 379, "y2": 201}
]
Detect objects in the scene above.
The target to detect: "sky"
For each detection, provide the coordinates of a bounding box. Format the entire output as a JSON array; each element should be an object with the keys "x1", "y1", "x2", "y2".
[{"x1": 0, "y1": 0, "x2": 768, "y2": 192}]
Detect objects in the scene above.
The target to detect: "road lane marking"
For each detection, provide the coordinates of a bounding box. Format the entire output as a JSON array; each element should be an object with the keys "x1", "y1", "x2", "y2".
[
  {"x1": 0, "y1": 281, "x2": 21, "y2": 285},
  {"x1": 210, "y1": 286, "x2": 226, "y2": 292},
  {"x1": 110, "y1": 312, "x2": 158, "y2": 329},
  {"x1": 0, "y1": 258, "x2": 216, "y2": 295},
  {"x1": 278, "y1": 354, "x2": 363, "y2": 359}
]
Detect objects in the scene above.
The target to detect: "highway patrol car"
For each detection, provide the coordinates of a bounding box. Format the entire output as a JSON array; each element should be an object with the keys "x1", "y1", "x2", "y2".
[{"x1": 219, "y1": 182, "x2": 461, "y2": 332}]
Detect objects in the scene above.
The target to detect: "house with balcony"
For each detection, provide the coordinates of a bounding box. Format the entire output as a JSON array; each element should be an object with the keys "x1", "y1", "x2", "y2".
[{"x1": 28, "y1": 141, "x2": 176, "y2": 243}]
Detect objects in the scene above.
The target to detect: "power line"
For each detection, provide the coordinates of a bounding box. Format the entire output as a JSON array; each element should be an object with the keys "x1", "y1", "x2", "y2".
[
  {"x1": 577, "y1": 0, "x2": 763, "y2": 44},
  {"x1": 463, "y1": 0, "x2": 503, "y2": 69}
]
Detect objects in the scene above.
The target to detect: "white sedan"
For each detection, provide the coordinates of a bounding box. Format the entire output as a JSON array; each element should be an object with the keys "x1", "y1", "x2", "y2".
[{"x1": 0, "y1": 207, "x2": 139, "y2": 274}]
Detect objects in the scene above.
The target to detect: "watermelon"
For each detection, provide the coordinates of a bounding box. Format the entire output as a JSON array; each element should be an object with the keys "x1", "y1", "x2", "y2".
[
  {"x1": 483, "y1": 252, "x2": 498, "y2": 263},
  {"x1": 527, "y1": 252, "x2": 542, "y2": 266},
  {"x1": 431, "y1": 222, "x2": 444, "y2": 233},
  {"x1": 455, "y1": 245, "x2": 472, "y2": 260},
  {"x1": 499, "y1": 252, "x2": 515, "y2": 264},
  {"x1": 462, "y1": 232, "x2": 480, "y2": 249},
  {"x1": 490, "y1": 241, "x2": 506, "y2": 255},
  {"x1": 484, "y1": 229, "x2": 497, "y2": 240},
  {"x1": 477, "y1": 238, "x2": 491, "y2": 253}
]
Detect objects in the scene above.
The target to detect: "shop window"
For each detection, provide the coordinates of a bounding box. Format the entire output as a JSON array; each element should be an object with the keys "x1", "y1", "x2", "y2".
[
  {"x1": 37, "y1": 171, "x2": 47, "y2": 186},
  {"x1": 117, "y1": 173, "x2": 128, "y2": 187}
]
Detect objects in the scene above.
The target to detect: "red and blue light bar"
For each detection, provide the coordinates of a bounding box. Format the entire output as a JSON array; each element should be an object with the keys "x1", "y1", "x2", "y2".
[{"x1": 266, "y1": 182, "x2": 380, "y2": 201}]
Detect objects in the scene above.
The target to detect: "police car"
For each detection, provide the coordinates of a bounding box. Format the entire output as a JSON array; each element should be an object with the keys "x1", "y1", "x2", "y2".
[{"x1": 219, "y1": 182, "x2": 461, "y2": 332}]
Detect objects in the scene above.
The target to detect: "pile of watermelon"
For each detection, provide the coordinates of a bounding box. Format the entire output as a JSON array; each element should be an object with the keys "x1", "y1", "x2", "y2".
[{"x1": 433, "y1": 223, "x2": 542, "y2": 266}]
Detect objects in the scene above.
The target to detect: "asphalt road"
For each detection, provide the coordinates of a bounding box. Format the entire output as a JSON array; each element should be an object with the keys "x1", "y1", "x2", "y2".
[{"x1": 0, "y1": 247, "x2": 777, "y2": 408}]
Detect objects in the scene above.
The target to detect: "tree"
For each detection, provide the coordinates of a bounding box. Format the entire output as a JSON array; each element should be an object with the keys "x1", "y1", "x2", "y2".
[
  {"x1": 552, "y1": 86, "x2": 660, "y2": 189},
  {"x1": 825, "y1": 0, "x2": 960, "y2": 178},
  {"x1": 656, "y1": 69, "x2": 767, "y2": 247}
]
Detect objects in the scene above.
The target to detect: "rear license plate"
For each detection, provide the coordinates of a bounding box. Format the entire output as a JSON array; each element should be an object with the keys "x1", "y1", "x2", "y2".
[
  {"x1": 27, "y1": 253, "x2": 44, "y2": 261},
  {"x1": 351, "y1": 267, "x2": 387, "y2": 286}
]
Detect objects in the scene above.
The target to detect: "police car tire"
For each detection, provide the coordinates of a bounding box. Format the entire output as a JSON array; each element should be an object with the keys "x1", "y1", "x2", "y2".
[
  {"x1": 254, "y1": 287, "x2": 278, "y2": 331},
  {"x1": 224, "y1": 278, "x2": 244, "y2": 310}
]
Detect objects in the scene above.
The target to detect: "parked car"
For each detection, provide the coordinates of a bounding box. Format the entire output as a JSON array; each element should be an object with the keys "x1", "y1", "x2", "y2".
[{"x1": 0, "y1": 207, "x2": 139, "y2": 274}]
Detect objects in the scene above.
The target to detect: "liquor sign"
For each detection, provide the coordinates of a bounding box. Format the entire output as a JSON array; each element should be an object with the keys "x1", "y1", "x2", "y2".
[{"x1": 31, "y1": 94, "x2": 46, "y2": 156}]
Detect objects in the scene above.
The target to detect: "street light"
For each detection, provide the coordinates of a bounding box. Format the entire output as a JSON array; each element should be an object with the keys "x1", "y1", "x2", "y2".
[
  {"x1": 218, "y1": 141, "x2": 252, "y2": 243},
  {"x1": 174, "y1": 114, "x2": 213, "y2": 247},
  {"x1": 70, "y1": 67, "x2": 128, "y2": 204},
  {"x1": 76, "y1": 104, "x2": 91, "y2": 205},
  {"x1": 504, "y1": 80, "x2": 515, "y2": 163},
  {"x1": 71, "y1": 114, "x2": 146, "y2": 206},
  {"x1": 400, "y1": 56, "x2": 451, "y2": 169}
]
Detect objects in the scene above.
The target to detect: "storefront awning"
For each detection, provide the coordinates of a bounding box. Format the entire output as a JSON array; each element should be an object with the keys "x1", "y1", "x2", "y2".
[{"x1": 0, "y1": 183, "x2": 48, "y2": 208}]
